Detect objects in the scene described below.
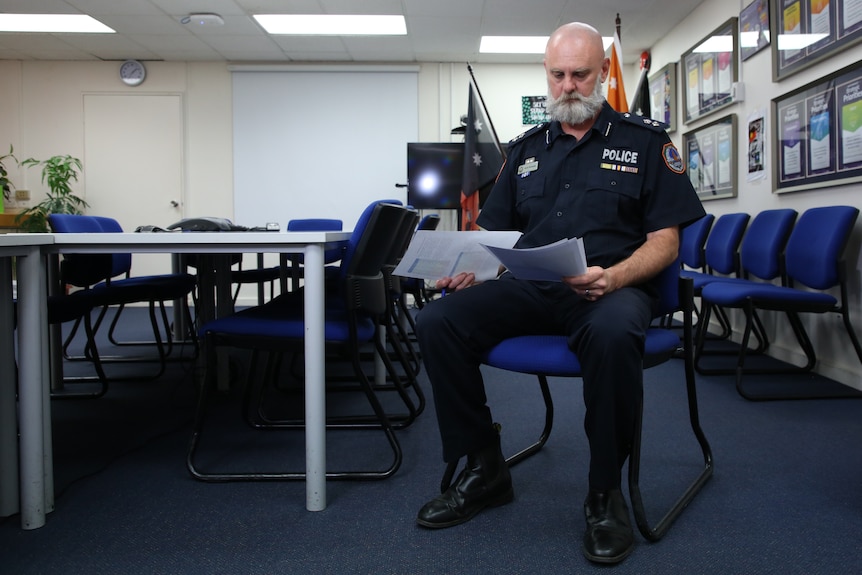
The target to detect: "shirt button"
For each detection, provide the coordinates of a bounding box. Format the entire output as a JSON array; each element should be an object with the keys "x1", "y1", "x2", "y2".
[
  {"x1": 564, "y1": 183, "x2": 570, "y2": 189},
  {"x1": 557, "y1": 211, "x2": 563, "y2": 217},
  {"x1": 611, "y1": 180, "x2": 617, "y2": 186}
]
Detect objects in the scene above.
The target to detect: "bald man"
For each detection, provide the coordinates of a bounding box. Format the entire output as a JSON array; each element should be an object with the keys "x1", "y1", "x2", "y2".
[{"x1": 414, "y1": 22, "x2": 704, "y2": 564}]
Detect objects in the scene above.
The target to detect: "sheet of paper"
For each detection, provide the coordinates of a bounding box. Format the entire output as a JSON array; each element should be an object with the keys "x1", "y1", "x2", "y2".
[
  {"x1": 481, "y1": 236, "x2": 587, "y2": 281},
  {"x1": 393, "y1": 230, "x2": 522, "y2": 281}
]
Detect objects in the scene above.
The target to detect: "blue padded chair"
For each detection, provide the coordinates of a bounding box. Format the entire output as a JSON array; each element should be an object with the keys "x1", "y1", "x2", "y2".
[
  {"x1": 694, "y1": 209, "x2": 797, "y2": 375},
  {"x1": 284, "y1": 218, "x2": 345, "y2": 292},
  {"x1": 698, "y1": 206, "x2": 862, "y2": 400},
  {"x1": 15, "y1": 291, "x2": 109, "y2": 398},
  {"x1": 48, "y1": 214, "x2": 198, "y2": 380},
  {"x1": 187, "y1": 201, "x2": 414, "y2": 481},
  {"x1": 679, "y1": 214, "x2": 715, "y2": 274},
  {"x1": 680, "y1": 212, "x2": 749, "y2": 337},
  {"x1": 477, "y1": 259, "x2": 713, "y2": 541}
]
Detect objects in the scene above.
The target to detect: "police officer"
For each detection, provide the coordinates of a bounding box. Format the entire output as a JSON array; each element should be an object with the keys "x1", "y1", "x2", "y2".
[{"x1": 413, "y1": 22, "x2": 705, "y2": 564}]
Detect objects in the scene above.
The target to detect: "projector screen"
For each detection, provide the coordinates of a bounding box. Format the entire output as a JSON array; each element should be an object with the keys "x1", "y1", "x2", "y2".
[{"x1": 232, "y1": 67, "x2": 418, "y2": 230}]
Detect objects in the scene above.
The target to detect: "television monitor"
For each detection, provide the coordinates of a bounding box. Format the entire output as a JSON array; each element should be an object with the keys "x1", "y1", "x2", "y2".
[{"x1": 406, "y1": 142, "x2": 463, "y2": 209}]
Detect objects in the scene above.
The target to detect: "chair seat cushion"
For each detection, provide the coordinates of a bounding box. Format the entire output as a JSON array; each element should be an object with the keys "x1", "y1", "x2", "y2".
[
  {"x1": 91, "y1": 273, "x2": 196, "y2": 305},
  {"x1": 482, "y1": 329, "x2": 681, "y2": 376},
  {"x1": 700, "y1": 281, "x2": 837, "y2": 310},
  {"x1": 231, "y1": 266, "x2": 281, "y2": 284},
  {"x1": 200, "y1": 304, "x2": 375, "y2": 343}
]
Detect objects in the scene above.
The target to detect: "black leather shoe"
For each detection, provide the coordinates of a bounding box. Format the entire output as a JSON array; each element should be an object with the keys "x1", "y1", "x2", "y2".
[
  {"x1": 416, "y1": 435, "x2": 513, "y2": 529},
  {"x1": 582, "y1": 489, "x2": 635, "y2": 564}
]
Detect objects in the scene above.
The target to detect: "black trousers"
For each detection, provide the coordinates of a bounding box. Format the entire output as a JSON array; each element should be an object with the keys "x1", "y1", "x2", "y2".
[{"x1": 415, "y1": 274, "x2": 653, "y2": 490}]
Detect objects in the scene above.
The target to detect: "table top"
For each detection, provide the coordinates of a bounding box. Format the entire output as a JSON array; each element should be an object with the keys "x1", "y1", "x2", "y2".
[{"x1": 0, "y1": 231, "x2": 352, "y2": 254}]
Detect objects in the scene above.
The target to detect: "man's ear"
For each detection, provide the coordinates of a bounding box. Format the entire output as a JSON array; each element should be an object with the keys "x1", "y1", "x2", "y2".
[{"x1": 600, "y1": 58, "x2": 610, "y2": 82}]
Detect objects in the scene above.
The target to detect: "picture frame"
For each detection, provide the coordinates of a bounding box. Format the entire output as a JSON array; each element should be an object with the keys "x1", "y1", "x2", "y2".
[
  {"x1": 773, "y1": 60, "x2": 862, "y2": 193},
  {"x1": 740, "y1": 0, "x2": 771, "y2": 61},
  {"x1": 683, "y1": 114, "x2": 738, "y2": 201},
  {"x1": 771, "y1": 0, "x2": 862, "y2": 81},
  {"x1": 682, "y1": 18, "x2": 739, "y2": 125},
  {"x1": 648, "y1": 62, "x2": 678, "y2": 133}
]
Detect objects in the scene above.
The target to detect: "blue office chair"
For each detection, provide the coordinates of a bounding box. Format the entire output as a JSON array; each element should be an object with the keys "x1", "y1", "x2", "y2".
[
  {"x1": 694, "y1": 209, "x2": 797, "y2": 375},
  {"x1": 284, "y1": 218, "x2": 345, "y2": 292},
  {"x1": 679, "y1": 213, "x2": 715, "y2": 274},
  {"x1": 187, "y1": 201, "x2": 414, "y2": 481},
  {"x1": 698, "y1": 206, "x2": 862, "y2": 400},
  {"x1": 48, "y1": 214, "x2": 198, "y2": 380},
  {"x1": 680, "y1": 212, "x2": 749, "y2": 338},
  {"x1": 475, "y1": 259, "x2": 713, "y2": 541}
]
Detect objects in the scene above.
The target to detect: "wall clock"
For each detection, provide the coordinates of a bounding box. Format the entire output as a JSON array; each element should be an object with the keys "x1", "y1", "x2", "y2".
[{"x1": 119, "y1": 59, "x2": 146, "y2": 87}]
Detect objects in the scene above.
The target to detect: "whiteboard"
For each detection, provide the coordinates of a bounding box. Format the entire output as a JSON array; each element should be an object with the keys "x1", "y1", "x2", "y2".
[{"x1": 232, "y1": 69, "x2": 418, "y2": 230}]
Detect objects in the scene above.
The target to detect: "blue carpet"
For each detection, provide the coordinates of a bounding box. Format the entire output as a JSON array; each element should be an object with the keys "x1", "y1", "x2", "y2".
[{"x1": 2, "y1": 308, "x2": 862, "y2": 574}]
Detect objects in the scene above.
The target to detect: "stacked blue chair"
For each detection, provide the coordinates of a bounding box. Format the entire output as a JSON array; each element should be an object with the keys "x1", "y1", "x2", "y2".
[
  {"x1": 48, "y1": 214, "x2": 197, "y2": 380},
  {"x1": 680, "y1": 212, "x2": 749, "y2": 337},
  {"x1": 694, "y1": 209, "x2": 797, "y2": 375},
  {"x1": 477, "y1": 259, "x2": 713, "y2": 541},
  {"x1": 187, "y1": 201, "x2": 415, "y2": 481},
  {"x1": 698, "y1": 206, "x2": 862, "y2": 400}
]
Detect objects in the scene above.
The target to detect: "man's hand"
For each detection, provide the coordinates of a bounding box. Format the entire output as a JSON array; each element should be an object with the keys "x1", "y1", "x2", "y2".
[
  {"x1": 436, "y1": 271, "x2": 477, "y2": 292},
  {"x1": 563, "y1": 266, "x2": 610, "y2": 301}
]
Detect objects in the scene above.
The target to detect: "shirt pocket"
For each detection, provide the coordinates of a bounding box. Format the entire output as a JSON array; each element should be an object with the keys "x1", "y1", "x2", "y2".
[
  {"x1": 584, "y1": 171, "x2": 642, "y2": 224},
  {"x1": 514, "y1": 175, "x2": 545, "y2": 209}
]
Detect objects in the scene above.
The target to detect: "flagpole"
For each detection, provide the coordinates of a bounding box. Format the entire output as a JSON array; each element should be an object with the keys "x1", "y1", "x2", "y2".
[{"x1": 466, "y1": 63, "x2": 506, "y2": 161}]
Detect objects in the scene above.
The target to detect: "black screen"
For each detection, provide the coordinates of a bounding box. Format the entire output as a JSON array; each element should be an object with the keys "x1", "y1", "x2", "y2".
[{"x1": 406, "y1": 142, "x2": 464, "y2": 209}]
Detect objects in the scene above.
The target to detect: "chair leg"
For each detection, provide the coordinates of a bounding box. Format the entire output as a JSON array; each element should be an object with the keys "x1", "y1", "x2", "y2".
[
  {"x1": 504, "y1": 374, "x2": 554, "y2": 468},
  {"x1": 628, "y1": 300, "x2": 714, "y2": 541}
]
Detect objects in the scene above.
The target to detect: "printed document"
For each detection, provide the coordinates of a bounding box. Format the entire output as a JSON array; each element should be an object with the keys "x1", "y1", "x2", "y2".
[{"x1": 393, "y1": 231, "x2": 587, "y2": 282}]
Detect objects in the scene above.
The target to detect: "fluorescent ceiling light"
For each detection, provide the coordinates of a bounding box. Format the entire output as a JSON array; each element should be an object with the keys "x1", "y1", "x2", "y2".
[
  {"x1": 693, "y1": 35, "x2": 733, "y2": 53},
  {"x1": 254, "y1": 14, "x2": 406, "y2": 35},
  {"x1": 777, "y1": 33, "x2": 828, "y2": 50},
  {"x1": 0, "y1": 14, "x2": 114, "y2": 33},
  {"x1": 480, "y1": 36, "x2": 613, "y2": 54}
]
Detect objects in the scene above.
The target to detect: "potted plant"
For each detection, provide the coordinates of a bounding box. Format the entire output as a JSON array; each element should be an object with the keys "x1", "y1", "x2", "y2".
[
  {"x1": 15, "y1": 154, "x2": 88, "y2": 232},
  {"x1": 0, "y1": 145, "x2": 19, "y2": 214}
]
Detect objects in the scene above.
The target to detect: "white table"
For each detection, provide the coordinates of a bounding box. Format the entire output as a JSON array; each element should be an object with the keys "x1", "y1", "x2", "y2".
[
  {"x1": 0, "y1": 234, "x2": 53, "y2": 526},
  {"x1": 8, "y1": 230, "x2": 350, "y2": 529}
]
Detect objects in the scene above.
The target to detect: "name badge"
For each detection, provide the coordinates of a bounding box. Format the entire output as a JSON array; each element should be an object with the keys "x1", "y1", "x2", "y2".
[{"x1": 517, "y1": 157, "x2": 539, "y2": 177}]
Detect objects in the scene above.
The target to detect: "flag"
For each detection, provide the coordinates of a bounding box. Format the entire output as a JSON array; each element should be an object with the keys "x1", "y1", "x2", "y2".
[
  {"x1": 606, "y1": 28, "x2": 628, "y2": 113},
  {"x1": 460, "y1": 81, "x2": 504, "y2": 231},
  {"x1": 630, "y1": 51, "x2": 651, "y2": 117}
]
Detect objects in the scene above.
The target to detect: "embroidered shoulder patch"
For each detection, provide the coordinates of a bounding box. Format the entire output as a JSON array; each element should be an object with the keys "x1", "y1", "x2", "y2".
[{"x1": 662, "y1": 142, "x2": 685, "y2": 174}]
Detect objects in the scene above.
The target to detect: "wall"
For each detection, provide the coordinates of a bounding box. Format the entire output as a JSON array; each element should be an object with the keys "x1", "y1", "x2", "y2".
[{"x1": 1, "y1": 0, "x2": 860, "y2": 387}]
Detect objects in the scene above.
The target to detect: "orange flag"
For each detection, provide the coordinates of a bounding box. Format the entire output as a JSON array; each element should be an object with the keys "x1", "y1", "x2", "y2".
[{"x1": 607, "y1": 29, "x2": 628, "y2": 113}]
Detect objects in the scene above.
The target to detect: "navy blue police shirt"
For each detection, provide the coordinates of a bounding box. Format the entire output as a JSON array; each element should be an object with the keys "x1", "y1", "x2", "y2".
[{"x1": 477, "y1": 102, "x2": 705, "y2": 274}]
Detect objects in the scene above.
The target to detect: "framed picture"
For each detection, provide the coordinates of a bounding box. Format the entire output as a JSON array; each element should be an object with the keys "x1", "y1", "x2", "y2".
[
  {"x1": 683, "y1": 114, "x2": 738, "y2": 201},
  {"x1": 740, "y1": 0, "x2": 771, "y2": 61},
  {"x1": 648, "y1": 62, "x2": 678, "y2": 133},
  {"x1": 773, "y1": 60, "x2": 862, "y2": 193},
  {"x1": 682, "y1": 18, "x2": 739, "y2": 124},
  {"x1": 771, "y1": 0, "x2": 862, "y2": 81}
]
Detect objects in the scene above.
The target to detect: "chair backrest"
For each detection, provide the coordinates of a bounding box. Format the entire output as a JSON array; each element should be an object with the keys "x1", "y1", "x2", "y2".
[
  {"x1": 416, "y1": 214, "x2": 441, "y2": 231},
  {"x1": 286, "y1": 218, "x2": 343, "y2": 232},
  {"x1": 652, "y1": 255, "x2": 684, "y2": 319},
  {"x1": 343, "y1": 203, "x2": 410, "y2": 317},
  {"x1": 679, "y1": 214, "x2": 714, "y2": 270},
  {"x1": 784, "y1": 206, "x2": 859, "y2": 290},
  {"x1": 340, "y1": 199, "x2": 402, "y2": 279},
  {"x1": 47, "y1": 214, "x2": 115, "y2": 287},
  {"x1": 703, "y1": 212, "x2": 750, "y2": 276},
  {"x1": 91, "y1": 215, "x2": 133, "y2": 277},
  {"x1": 738, "y1": 209, "x2": 797, "y2": 281}
]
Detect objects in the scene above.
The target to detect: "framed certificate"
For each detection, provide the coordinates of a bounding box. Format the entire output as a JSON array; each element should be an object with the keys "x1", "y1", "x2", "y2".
[
  {"x1": 648, "y1": 62, "x2": 678, "y2": 133},
  {"x1": 682, "y1": 18, "x2": 739, "y2": 123},
  {"x1": 683, "y1": 114, "x2": 738, "y2": 201},
  {"x1": 773, "y1": 60, "x2": 862, "y2": 193}
]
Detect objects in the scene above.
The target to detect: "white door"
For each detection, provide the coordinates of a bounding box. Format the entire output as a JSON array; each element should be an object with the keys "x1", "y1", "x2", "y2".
[{"x1": 83, "y1": 93, "x2": 184, "y2": 277}]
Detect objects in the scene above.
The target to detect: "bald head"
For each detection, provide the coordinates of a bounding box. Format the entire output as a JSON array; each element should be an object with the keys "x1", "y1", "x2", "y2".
[
  {"x1": 545, "y1": 22, "x2": 605, "y2": 62},
  {"x1": 543, "y1": 22, "x2": 610, "y2": 128}
]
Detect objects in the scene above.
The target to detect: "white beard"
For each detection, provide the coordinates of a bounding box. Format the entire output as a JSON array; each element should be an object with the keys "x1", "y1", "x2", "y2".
[{"x1": 545, "y1": 81, "x2": 605, "y2": 125}]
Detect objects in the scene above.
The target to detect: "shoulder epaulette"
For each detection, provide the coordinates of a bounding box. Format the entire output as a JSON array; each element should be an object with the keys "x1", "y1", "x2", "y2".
[
  {"x1": 620, "y1": 112, "x2": 668, "y2": 132},
  {"x1": 509, "y1": 123, "x2": 547, "y2": 145}
]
